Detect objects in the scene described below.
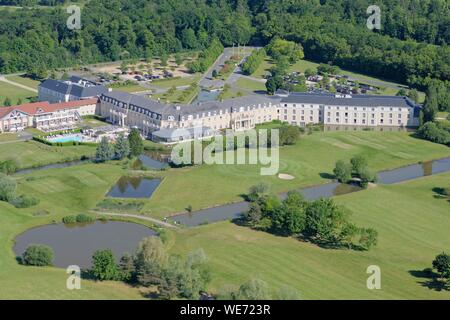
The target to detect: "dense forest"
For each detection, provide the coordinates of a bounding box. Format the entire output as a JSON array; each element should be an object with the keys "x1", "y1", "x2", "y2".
[{"x1": 0, "y1": 0, "x2": 449, "y2": 92}]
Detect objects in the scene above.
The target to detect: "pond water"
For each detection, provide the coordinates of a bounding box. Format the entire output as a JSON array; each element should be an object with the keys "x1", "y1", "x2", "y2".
[
  {"x1": 13, "y1": 221, "x2": 157, "y2": 268},
  {"x1": 171, "y1": 157, "x2": 450, "y2": 227},
  {"x1": 134, "y1": 153, "x2": 169, "y2": 170},
  {"x1": 192, "y1": 89, "x2": 220, "y2": 103},
  {"x1": 377, "y1": 158, "x2": 450, "y2": 185},
  {"x1": 107, "y1": 176, "x2": 161, "y2": 198},
  {"x1": 15, "y1": 160, "x2": 90, "y2": 175}
]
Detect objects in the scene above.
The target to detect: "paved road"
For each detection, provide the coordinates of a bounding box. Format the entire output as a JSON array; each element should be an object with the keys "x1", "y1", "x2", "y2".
[
  {"x1": 0, "y1": 131, "x2": 33, "y2": 145},
  {"x1": 0, "y1": 76, "x2": 38, "y2": 93},
  {"x1": 198, "y1": 47, "x2": 258, "y2": 89},
  {"x1": 93, "y1": 211, "x2": 179, "y2": 229}
]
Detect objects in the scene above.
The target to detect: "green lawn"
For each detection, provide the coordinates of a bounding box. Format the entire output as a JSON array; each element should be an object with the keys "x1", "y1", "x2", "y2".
[
  {"x1": 0, "y1": 164, "x2": 144, "y2": 299},
  {"x1": 0, "y1": 141, "x2": 96, "y2": 169},
  {"x1": 111, "y1": 84, "x2": 148, "y2": 93},
  {"x1": 0, "y1": 136, "x2": 448, "y2": 299},
  {"x1": 221, "y1": 88, "x2": 248, "y2": 100},
  {"x1": 6, "y1": 75, "x2": 41, "y2": 90},
  {"x1": 0, "y1": 81, "x2": 37, "y2": 106},
  {"x1": 78, "y1": 117, "x2": 109, "y2": 128},
  {"x1": 171, "y1": 172, "x2": 450, "y2": 299},
  {"x1": 151, "y1": 74, "x2": 201, "y2": 89},
  {"x1": 235, "y1": 78, "x2": 267, "y2": 93},
  {"x1": 153, "y1": 86, "x2": 200, "y2": 104},
  {"x1": 0, "y1": 133, "x2": 20, "y2": 142},
  {"x1": 145, "y1": 130, "x2": 450, "y2": 218}
]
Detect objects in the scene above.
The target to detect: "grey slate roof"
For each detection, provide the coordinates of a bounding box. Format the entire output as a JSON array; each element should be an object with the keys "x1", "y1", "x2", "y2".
[
  {"x1": 280, "y1": 92, "x2": 420, "y2": 109},
  {"x1": 40, "y1": 78, "x2": 108, "y2": 99},
  {"x1": 101, "y1": 91, "x2": 280, "y2": 120},
  {"x1": 101, "y1": 90, "x2": 422, "y2": 121}
]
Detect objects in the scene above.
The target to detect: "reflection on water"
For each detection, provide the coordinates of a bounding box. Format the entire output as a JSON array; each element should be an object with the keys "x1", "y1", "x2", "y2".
[
  {"x1": 134, "y1": 153, "x2": 170, "y2": 170},
  {"x1": 298, "y1": 182, "x2": 362, "y2": 201},
  {"x1": 15, "y1": 160, "x2": 89, "y2": 175},
  {"x1": 14, "y1": 221, "x2": 157, "y2": 268},
  {"x1": 378, "y1": 158, "x2": 450, "y2": 184},
  {"x1": 422, "y1": 161, "x2": 432, "y2": 177},
  {"x1": 107, "y1": 176, "x2": 161, "y2": 198}
]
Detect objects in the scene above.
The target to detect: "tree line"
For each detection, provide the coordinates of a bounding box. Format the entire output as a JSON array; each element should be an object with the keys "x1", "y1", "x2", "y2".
[
  {"x1": 241, "y1": 48, "x2": 266, "y2": 76},
  {"x1": 242, "y1": 184, "x2": 378, "y2": 251},
  {"x1": 90, "y1": 237, "x2": 211, "y2": 300},
  {"x1": 95, "y1": 129, "x2": 143, "y2": 162},
  {"x1": 0, "y1": 0, "x2": 448, "y2": 98}
]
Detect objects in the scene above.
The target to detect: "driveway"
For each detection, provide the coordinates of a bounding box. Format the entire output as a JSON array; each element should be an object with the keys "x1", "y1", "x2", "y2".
[
  {"x1": 0, "y1": 76, "x2": 38, "y2": 93},
  {"x1": 198, "y1": 47, "x2": 259, "y2": 89}
]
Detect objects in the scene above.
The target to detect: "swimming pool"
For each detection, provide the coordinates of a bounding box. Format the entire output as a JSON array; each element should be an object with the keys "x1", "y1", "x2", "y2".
[{"x1": 47, "y1": 134, "x2": 83, "y2": 143}]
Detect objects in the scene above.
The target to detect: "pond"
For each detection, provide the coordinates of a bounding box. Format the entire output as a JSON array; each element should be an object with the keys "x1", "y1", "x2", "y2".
[
  {"x1": 15, "y1": 160, "x2": 90, "y2": 175},
  {"x1": 192, "y1": 89, "x2": 220, "y2": 103},
  {"x1": 134, "y1": 153, "x2": 170, "y2": 170},
  {"x1": 377, "y1": 157, "x2": 450, "y2": 185},
  {"x1": 13, "y1": 221, "x2": 157, "y2": 268},
  {"x1": 107, "y1": 176, "x2": 161, "y2": 198}
]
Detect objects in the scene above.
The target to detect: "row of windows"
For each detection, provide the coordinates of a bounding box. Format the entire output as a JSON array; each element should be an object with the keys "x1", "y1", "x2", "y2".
[
  {"x1": 283, "y1": 103, "x2": 405, "y2": 112},
  {"x1": 327, "y1": 118, "x2": 404, "y2": 125},
  {"x1": 327, "y1": 112, "x2": 409, "y2": 119}
]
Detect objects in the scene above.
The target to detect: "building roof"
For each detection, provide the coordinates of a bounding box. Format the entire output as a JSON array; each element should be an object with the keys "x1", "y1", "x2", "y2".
[
  {"x1": 0, "y1": 99, "x2": 98, "y2": 119},
  {"x1": 102, "y1": 91, "x2": 280, "y2": 120},
  {"x1": 280, "y1": 92, "x2": 420, "y2": 109},
  {"x1": 0, "y1": 102, "x2": 51, "y2": 119},
  {"x1": 51, "y1": 98, "x2": 99, "y2": 109},
  {"x1": 39, "y1": 77, "x2": 108, "y2": 99}
]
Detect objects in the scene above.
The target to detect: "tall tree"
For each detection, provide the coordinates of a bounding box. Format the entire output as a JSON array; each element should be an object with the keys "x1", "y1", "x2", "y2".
[
  {"x1": 432, "y1": 253, "x2": 450, "y2": 280},
  {"x1": 128, "y1": 128, "x2": 144, "y2": 158},
  {"x1": 95, "y1": 137, "x2": 114, "y2": 162},
  {"x1": 333, "y1": 160, "x2": 352, "y2": 183},
  {"x1": 114, "y1": 133, "x2": 130, "y2": 160},
  {"x1": 421, "y1": 85, "x2": 439, "y2": 124},
  {"x1": 91, "y1": 250, "x2": 120, "y2": 281}
]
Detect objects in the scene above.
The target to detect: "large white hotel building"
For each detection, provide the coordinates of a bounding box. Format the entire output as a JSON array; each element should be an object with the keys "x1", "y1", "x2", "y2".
[{"x1": 98, "y1": 90, "x2": 421, "y2": 143}]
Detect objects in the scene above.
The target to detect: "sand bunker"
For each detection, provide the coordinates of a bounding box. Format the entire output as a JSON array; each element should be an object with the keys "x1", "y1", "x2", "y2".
[{"x1": 278, "y1": 173, "x2": 295, "y2": 180}]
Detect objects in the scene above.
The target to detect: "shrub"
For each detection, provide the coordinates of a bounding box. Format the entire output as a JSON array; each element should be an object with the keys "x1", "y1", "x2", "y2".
[
  {"x1": 10, "y1": 195, "x2": 40, "y2": 208},
  {"x1": 333, "y1": 160, "x2": 352, "y2": 183},
  {"x1": 22, "y1": 244, "x2": 54, "y2": 266},
  {"x1": 62, "y1": 215, "x2": 77, "y2": 224},
  {"x1": 76, "y1": 214, "x2": 95, "y2": 223},
  {"x1": 359, "y1": 168, "x2": 377, "y2": 189},
  {"x1": 417, "y1": 122, "x2": 450, "y2": 146},
  {"x1": 0, "y1": 174, "x2": 17, "y2": 202},
  {"x1": 242, "y1": 48, "x2": 266, "y2": 75},
  {"x1": 0, "y1": 160, "x2": 18, "y2": 175},
  {"x1": 91, "y1": 249, "x2": 120, "y2": 281}
]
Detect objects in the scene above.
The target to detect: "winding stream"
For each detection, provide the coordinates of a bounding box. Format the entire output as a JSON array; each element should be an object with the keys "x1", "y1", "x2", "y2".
[{"x1": 170, "y1": 157, "x2": 450, "y2": 227}]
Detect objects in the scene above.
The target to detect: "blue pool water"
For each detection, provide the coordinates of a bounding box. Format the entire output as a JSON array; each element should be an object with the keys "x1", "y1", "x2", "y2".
[{"x1": 48, "y1": 135, "x2": 83, "y2": 143}]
